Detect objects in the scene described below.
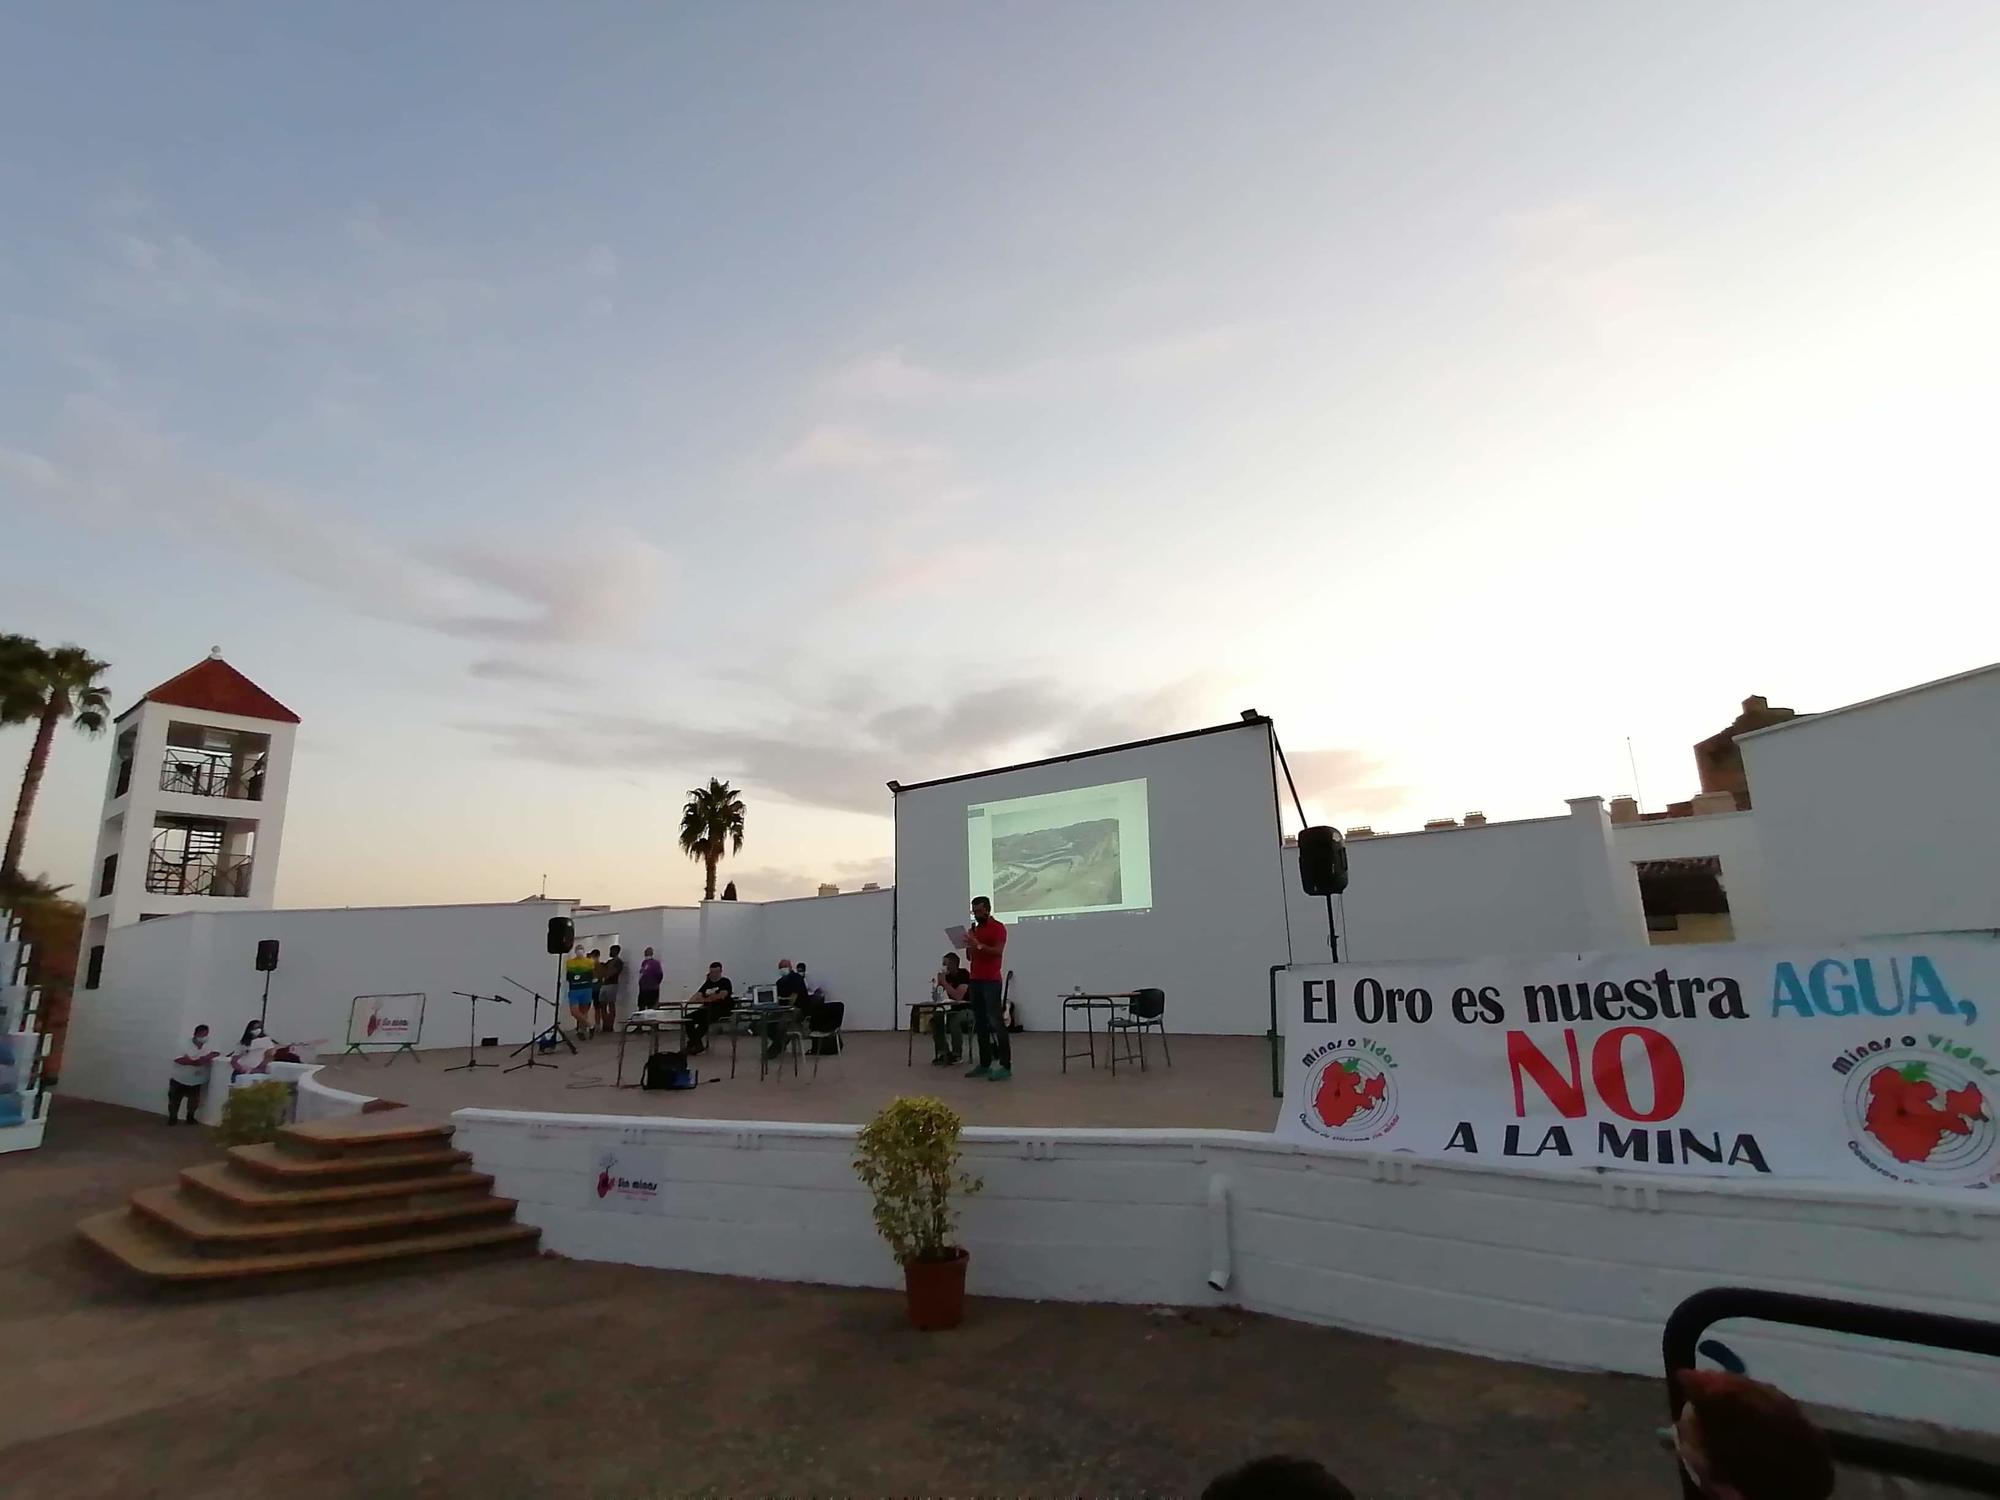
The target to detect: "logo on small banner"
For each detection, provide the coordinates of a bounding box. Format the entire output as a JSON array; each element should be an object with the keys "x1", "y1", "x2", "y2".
[{"x1": 1280, "y1": 938, "x2": 1997, "y2": 1188}]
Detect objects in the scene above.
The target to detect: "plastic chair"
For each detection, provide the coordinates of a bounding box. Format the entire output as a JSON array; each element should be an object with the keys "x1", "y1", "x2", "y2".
[
  {"x1": 808, "y1": 1001, "x2": 846, "y2": 1077},
  {"x1": 1107, "y1": 988, "x2": 1169, "y2": 1073}
]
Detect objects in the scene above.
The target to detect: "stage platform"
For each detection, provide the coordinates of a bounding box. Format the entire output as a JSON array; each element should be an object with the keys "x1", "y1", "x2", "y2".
[{"x1": 312, "y1": 1030, "x2": 1279, "y2": 1131}]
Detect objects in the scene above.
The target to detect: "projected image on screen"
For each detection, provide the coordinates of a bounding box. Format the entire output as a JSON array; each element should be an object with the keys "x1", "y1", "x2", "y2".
[{"x1": 967, "y1": 778, "x2": 1153, "y2": 919}]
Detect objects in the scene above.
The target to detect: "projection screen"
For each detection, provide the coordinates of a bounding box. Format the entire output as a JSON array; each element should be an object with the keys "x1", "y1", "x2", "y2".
[{"x1": 892, "y1": 718, "x2": 1296, "y2": 1034}]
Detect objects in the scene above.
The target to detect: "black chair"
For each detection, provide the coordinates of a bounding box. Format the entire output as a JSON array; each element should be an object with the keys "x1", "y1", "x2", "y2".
[
  {"x1": 808, "y1": 1001, "x2": 845, "y2": 1077},
  {"x1": 1107, "y1": 987, "x2": 1169, "y2": 1073}
]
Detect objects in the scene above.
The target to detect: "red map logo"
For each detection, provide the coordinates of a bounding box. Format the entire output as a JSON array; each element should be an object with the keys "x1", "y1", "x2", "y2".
[
  {"x1": 1846, "y1": 1056, "x2": 1997, "y2": 1186},
  {"x1": 1300, "y1": 1049, "x2": 1398, "y2": 1142}
]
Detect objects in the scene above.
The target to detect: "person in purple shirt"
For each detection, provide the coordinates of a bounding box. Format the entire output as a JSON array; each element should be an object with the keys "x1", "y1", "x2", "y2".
[{"x1": 637, "y1": 947, "x2": 665, "y2": 1008}]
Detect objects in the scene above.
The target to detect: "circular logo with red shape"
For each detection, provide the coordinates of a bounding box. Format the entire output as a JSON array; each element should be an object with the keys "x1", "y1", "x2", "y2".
[
  {"x1": 1299, "y1": 1044, "x2": 1398, "y2": 1143},
  {"x1": 1844, "y1": 1052, "x2": 1997, "y2": 1187}
]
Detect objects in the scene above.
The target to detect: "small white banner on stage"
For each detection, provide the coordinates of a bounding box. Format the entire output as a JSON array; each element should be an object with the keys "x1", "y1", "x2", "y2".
[
  {"x1": 591, "y1": 1146, "x2": 666, "y2": 1213},
  {"x1": 1278, "y1": 936, "x2": 1999, "y2": 1189},
  {"x1": 347, "y1": 993, "x2": 425, "y2": 1048}
]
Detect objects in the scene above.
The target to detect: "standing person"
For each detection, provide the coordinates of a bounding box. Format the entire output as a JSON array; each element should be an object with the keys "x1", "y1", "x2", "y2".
[
  {"x1": 565, "y1": 946, "x2": 597, "y2": 1039},
  {"x1": 636, "y1": 947, "x2": 664, "y2": 1009},
  {"x1": 964, "y1": 895, "x2": 1010, "y2": 1080},
  {"x1": 682, "y1": 962, "x2": 734, "y2": 1054},
  {"x1": 168, "y1": 1025, "x2": 217, "y2": 1124},
  {"x1": 931, "y1": 954, "x2": 974, "y2": 1065},
  {"x1": 595, "y1": 944, "x2": 625, "y2": 1034}
]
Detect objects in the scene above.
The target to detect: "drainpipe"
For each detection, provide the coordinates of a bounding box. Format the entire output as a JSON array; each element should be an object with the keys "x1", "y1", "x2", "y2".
[{"x1": 1267, "y1": 963, "x2": 1285, "y2": 1098}]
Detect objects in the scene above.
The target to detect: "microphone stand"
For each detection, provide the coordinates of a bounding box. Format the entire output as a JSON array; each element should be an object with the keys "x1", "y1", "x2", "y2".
[
  {"x1": 444, "y1": 991, "x2": 509, "y2": 1072},
  {"x1": 502, "y1": 971, "x2": 573, "y2": 1071}
]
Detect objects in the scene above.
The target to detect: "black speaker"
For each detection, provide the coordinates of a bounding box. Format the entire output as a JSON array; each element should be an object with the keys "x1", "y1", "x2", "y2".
[
  {"x1": 255, "y1": 938, "x2": 280, "y2": 972},
  {"x1": 1297, "y1": 825, "x2": 1348, "y2": 896},
  {"x1": 547, "y1": 916, "x2": 574, "y2": 954}
]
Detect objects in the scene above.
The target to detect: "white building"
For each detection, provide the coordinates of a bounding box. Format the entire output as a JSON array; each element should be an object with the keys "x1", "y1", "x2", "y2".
[{"x1": 79, "y1": 651, "x2": 298, "y2": 993}]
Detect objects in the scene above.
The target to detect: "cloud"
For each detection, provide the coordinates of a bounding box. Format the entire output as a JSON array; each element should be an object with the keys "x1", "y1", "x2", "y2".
[
  {"x1": 580, "y1": 245, "x2": 620, "y2": 278},
  {"x1": 821, "y1": 323, "x2": 1269, "y2": 406},
  {"x1": 1285, "y1": 747, "x2": 1408, "y2": 825},
  {"x1": 776, "y1": 423, "x2": 951, "y2": 477},
  {"x1": 724, "y1": 856, "x2": 895, "y2": 902},
  {"x1": 467, "y1": 657, "x2": 574, "y2": 685},
  {"x1": 464, "y1": 674, "x2": 1228, "y2": 816},
  {"x1": 2, "y1": 399, "x2": 671, "y2": 650},
  {"x1": 1497, "y1": 203, "x2": 1680, "y2": 339}
]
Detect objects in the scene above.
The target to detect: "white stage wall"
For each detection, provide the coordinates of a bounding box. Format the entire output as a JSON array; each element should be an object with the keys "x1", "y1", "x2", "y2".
[
  {"x1": 1743, "y1": 663, "x2": 2000, "y2": 943},
  {"x1": 454, "y1": 1107, "x2": 2000, "y2": 1436},
  {"x1": 756, "y1": 888, "x2": 893, "y2": 1022},
  {"x1": 61, "y1": 901, "x2": 564, "y2": 1112},
  {"x1": 893, "y1": 720, "x2": 1296, "y2": 1034}
]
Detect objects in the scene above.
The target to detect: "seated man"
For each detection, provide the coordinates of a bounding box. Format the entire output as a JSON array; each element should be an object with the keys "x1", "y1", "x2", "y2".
[
  {"x1": 681, "y1": 962, "x2": 734, "y2": 1055},
  {"x1": 760, "y1": 959, "x2": 807, "y2": 1060},
  {"x1": 794, "y1": 962, "x2": 842, "y2": 1053},
  {"x1": 930, "y1": 953, "x2": 974, "y2": 1065}
]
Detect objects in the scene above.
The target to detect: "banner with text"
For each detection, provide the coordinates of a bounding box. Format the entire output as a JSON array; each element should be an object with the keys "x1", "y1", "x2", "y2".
[
  {"x1": 1279, "y1": 938, "x2": 1998, "y2": 1188},
  {"x1": 346, "y1": 993, "x2": 425, "y2": 1048}
]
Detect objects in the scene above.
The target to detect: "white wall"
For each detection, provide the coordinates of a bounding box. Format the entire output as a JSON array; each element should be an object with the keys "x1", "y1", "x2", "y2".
[
  {"x1": 1328, "y1": 799, "x2": 1647, "y2": 965},
  {"x1": 757, "y1": 888, "x2": 893, "y2": 1024},
  {"x1": 695, "y1": 899, "x2": 764, "y2": 998},
  {"x1": 1612, "y1": 809, "x2": 1770, "y2": 941},
  {"x1": 893, "y1": 722, "x2": 1296, "y2": 1034},
  {"x1": 454, "y1": 1108, "x2": 2000, "y2": 1435},
  {"x1": 1745, "y1": 665, "x2": 2000, "y2": 942},
  {"x1": 62, "y1": 902, "x2": 565, "y2": 1112}
]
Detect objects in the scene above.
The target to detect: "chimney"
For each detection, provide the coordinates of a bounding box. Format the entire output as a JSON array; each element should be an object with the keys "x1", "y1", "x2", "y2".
[
  {"x1": 816, "y1": 883, "x2": 840, "y2": 897},
  {"x1": 860, "y1": 882, "x2": 880, "y2": 892},
  {"x1": 1609, "y1": 796, "x2": 1640, "y2": 825},
  {"x1": 1423, "y1": 818, "x2": 1459, "y2": 832},
  {"x1": 1462, "y1": 811, "x2": 1487, "y2": 827},
  {"x1": 1344, "y1": 826, "x2": 1375, "y2": 839},
  {"x1": 1689, "y1": 791, "x2": 1736, "y2": 818}
]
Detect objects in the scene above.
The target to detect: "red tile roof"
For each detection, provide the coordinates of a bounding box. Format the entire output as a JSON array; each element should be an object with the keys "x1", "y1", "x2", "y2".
[{"x1": 138, "y1": 657, "x2": 300, "y2": 723}]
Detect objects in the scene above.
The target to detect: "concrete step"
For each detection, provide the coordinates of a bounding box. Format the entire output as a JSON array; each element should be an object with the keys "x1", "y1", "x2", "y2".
[
  {"x1": 228, "y1": 1141, "x2": 471, "y2": 1184},
  {"x1": 274, "y1": 1111, "x2": 455, "y2": 1162},
  {"x1": 79, "y1": 1207, "x2": 541, "y2": 1285},
  {"x1": 179, "y1": 1161, "x2": 495, "y2": 1219},
  {"x1": 131, "y1": 1184, "x2": 519, "y2": 1256}
]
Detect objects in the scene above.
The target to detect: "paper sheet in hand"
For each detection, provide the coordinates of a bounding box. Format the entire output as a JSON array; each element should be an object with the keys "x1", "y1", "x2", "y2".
[{"x1": 945, "y1": 924, "x2": 969, "y2": 949}]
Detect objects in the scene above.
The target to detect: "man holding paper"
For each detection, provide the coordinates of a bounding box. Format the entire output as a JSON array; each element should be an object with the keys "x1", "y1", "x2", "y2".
[{"x1": 962, "y1": 895, "x2": 1010, "y2": 1081}]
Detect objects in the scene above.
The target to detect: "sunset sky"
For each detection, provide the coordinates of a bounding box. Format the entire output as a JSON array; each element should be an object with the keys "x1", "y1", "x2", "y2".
[{"x1": 4, "y1": 2, "x2": 1996, "y2": 909}]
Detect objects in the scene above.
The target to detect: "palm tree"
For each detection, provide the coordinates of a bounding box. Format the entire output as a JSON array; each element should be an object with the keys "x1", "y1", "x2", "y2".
[
  {"x1": 3, "y1": 642, "x2": 112, "y2": 883},
  {"x1": 678, "y1": 777, "x2": 746, "y2": 901}
]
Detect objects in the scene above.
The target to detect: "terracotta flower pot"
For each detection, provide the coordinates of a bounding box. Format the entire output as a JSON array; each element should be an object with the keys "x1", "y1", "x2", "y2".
[{"x1": 903, "y1": 1248, "x2": 970, "y2": 1331}]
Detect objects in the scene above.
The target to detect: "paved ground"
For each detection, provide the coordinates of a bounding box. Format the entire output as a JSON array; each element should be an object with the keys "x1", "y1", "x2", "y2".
[
  {"x1": 315, "y1": 1029, "x2": 1284, "y2": 1131},
  {"x1": 5, "y1": 1101, "x2": 1699, "y2": 1498}
]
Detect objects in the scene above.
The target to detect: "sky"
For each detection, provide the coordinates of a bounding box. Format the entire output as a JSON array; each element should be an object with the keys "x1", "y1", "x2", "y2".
[{"x1": 3, "y1": 2, "x2": 1997, "y2": 910}]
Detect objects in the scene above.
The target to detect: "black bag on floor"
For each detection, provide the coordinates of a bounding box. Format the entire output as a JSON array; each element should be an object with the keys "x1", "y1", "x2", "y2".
[{"x1": 642, "y1": 1051, "x2": 696, "y2": 1090}]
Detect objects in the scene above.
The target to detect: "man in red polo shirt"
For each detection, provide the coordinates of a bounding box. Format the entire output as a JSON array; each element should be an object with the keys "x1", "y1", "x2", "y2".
[{"x1": 964, "y1": 895, "x2": 1010, "y2": 1081}]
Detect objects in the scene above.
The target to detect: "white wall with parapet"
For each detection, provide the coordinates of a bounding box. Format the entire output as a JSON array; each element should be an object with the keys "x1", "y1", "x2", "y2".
[
  {"x1": 695, "y1": 899, "x2": 764, "y2": 997},
  {"x1": 1321, "y1": 798, "x2": 1646, "y2": 966},
  {"x1": 1611, "y1": 809, "x2": 1770, "y2": 941},
  {"x1": 1743, "y1": 664, "x2": 2000, "y2": 942},
  {"x1": 452, "y1": 1108, "x2": 2000, "y2": 1435},
  {"x1": 62, "y1": 901, "x2": 565, "y2": 1112},
  {"x1": 756, "y1": 888, "x2": 893, "y2": 1024}
]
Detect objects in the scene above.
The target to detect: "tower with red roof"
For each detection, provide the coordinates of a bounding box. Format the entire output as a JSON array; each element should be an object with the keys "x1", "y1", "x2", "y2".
[{"x1": 79, "y1": 650, "x2": 299, "y2": 986}]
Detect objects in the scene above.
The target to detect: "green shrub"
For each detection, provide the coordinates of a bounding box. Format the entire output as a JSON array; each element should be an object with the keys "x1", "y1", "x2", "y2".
[
  {"x1": 853, "y1": 1095, "x2": 982, "y2": 1265},
  {"x1": 216, "y1": 1079, "x2": 293, "y2": 1146}
]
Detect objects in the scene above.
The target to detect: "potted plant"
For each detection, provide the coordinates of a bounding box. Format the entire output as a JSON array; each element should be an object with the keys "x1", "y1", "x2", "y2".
[{"x1": 854, "y1": 1095, "x2": 983, "y2": 1330}]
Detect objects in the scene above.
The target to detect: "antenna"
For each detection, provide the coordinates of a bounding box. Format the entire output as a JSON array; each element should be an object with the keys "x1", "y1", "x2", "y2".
[{"x1": 1626, "y1": 736, "x2": 1644, "y2": 811}]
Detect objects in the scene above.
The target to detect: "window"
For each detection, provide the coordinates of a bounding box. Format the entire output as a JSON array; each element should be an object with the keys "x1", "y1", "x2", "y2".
[
  {"x1": 98, "y1": 853, "x2": 118, "y2": 898},
  {"x1": 85, "y1": 945, "x2": 105, "y2": 989}
]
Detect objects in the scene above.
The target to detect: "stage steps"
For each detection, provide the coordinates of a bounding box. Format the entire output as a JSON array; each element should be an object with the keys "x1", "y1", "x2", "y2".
[{"x1": 79, "y1": 1110, "x2": 539, "y2": 1287}]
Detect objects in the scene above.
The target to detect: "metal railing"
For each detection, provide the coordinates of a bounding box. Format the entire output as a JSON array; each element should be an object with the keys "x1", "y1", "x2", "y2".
[
  {"x1": 158, "y1": 750, "x2": 264, "y2": 800},
  {"x1": 1663, "y1": 1287, "x2": 2000, "y2": 1496},
  {"x1": 144, "y1": 850, "x2": 253, "y2": 898}
]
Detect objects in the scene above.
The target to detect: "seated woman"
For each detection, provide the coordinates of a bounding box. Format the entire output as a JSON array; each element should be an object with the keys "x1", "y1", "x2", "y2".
[
  {"x1": 231, "y1": 1019, "x2": 302, "y2": 1075},
  {"x1": 931, "y1": 954, "x2": 975, "y2": 1066}
]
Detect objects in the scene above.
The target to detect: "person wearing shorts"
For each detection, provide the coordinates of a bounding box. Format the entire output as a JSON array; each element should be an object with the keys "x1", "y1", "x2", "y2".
[{"x1": 566, "y1": 947, "x2": 598, "y2": 1039}]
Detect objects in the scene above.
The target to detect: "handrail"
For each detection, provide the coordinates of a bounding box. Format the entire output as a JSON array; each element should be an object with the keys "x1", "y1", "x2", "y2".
[{"x1": 1662, "y1": 1286, "x2": 2000, "y2": 1497}]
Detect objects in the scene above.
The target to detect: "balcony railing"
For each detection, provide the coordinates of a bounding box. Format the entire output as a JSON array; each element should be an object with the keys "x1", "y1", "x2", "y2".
[
  {"x1": 145, "y1": 850, "x2": 253, "y2": 898},
  {"x1": 158, "y1": 750, "x2": 267, "y2": 800}
]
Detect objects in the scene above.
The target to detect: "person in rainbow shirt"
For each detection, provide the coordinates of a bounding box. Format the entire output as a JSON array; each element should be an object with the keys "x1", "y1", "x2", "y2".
[{"x1": 565, "y1": 946, "x2": 598, "y2": 1039}]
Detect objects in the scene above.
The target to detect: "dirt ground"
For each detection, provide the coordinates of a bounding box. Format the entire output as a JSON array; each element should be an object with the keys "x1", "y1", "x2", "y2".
[{"x1": 0, "y1": 1101, "x2": 1721, "y2": 1498}]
